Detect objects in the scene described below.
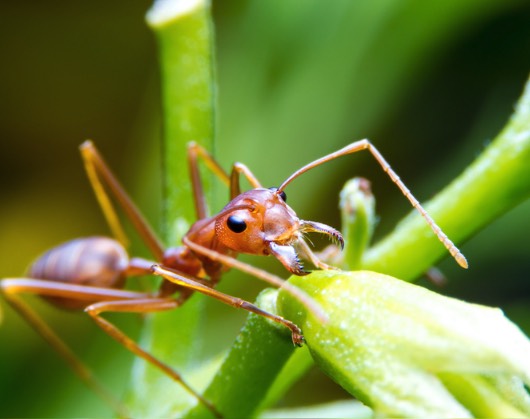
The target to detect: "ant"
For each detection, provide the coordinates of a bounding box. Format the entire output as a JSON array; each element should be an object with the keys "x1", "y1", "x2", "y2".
[{"x1": 1, "y1": 139, "x2": 467, "y2": 417}]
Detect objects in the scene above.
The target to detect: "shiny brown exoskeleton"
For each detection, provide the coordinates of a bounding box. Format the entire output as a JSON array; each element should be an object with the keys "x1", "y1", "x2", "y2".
[{"x1": 0, "y1": 140, "x2": 467, "y2": 417}]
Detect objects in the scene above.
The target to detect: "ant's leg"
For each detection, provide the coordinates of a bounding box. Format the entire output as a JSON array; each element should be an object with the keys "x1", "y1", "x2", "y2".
[
  {"x1": 229, "y1": 162, "x2": 262, "y2": 200},
  {"x1": 3, "y1": 295, "x2": 129, "y2": 417},
  {"x1": 186, "y1": 142, "x2": 263, "y2": 215},
  {"x1": 187, "y1": 142, "x2": 230, "y2": 220},
  {"x1": 295, "y1": 239, "x2": 337, "y2": 271},
  {"x1": 278, "y1": 139, "x2": 467, "y2": 269},
  {"x1": 0, "y1": 279, "x2": 151, "y2": 417},
  {"x1": 79, "y1": 141, "x2": 165, "y2": 261},
  {"x1": 0, "y1": 278, "x2": 218, "y2": 417},
  {"x1": 150, "y1": 265, "x2": 304, "y2": 347},
  {"x1": 181, "y1": 237, "x2": 327, "y2": 324},
  {"x1": 85, "y1": 298, "x2": 220, "y2": 417}
]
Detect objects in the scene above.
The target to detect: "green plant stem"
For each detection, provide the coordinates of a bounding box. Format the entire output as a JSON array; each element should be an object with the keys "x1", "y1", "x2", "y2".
[
  {"x1": 147, "y1": 0, "x2": 215, "y2": 243},
  {"x1": 126, "y1": 1, "x2": 215, "y2": 415},
  {"x1": 362, "y1": 76, "x2": 530, "y2": 280},
  {"x1": 185, "y1": 289, "x2": 298, "y2": 419}
]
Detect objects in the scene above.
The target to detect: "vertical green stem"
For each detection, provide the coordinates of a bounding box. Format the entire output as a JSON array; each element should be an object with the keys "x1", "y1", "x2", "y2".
[
  {"x1": 126, "y1": 1, "x2": 215, "y2": 415},
  {"x1": 147, "y1": 0, "x2": 215, "y2": 243},
  {"x1": 184, "y1": 289, "x2": 298, "y2": 419}
]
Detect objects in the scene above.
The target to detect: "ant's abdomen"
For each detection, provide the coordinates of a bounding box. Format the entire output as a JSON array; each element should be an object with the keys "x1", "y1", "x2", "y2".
[{"x1": 28, "y1": 237, "x2": 129, "y2": 292}]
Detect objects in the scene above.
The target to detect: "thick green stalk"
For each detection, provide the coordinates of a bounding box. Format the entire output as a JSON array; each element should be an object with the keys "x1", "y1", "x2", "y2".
[
  {"x1": 362, "y1": 76, "x2": 530, "y2": 280},
  {"x1": 185, "y1": 290, "x2": 298, "y2": 419},
  {"x1": 148, "y1": 0, "x2": 215, "y2": 243},
  {"x1": 126, "y1": 1, "x2": 215, "y2": 416}
]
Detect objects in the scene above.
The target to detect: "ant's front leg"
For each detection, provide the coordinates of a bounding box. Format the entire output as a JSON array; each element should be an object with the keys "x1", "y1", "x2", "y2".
[
  {"x1": 181, "y1": 237, "x2": 328, "y2": 324},
  {"x1": 295, "y1": 239, "x2": 339, "y2": 271},
  {"x1": 186, "y1": 142, "x2": 266, "y2": 214},
  {"x1": 150, "y1": 265, "x2": 304, "y2": 347},
  {"x1": 187, "y1": 142, "x2": 230, "y2": 220},
  {"x1": 229, "y1": 162, "x2": 263, "y2": 199}
]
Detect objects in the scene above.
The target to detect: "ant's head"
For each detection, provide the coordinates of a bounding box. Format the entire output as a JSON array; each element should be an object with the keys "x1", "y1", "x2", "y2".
[{"x1": 214, "y1": 187, "x2": 343, "y2": 275}]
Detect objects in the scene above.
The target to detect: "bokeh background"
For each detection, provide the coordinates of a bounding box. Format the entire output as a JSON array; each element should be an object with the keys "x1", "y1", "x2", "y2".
[{"x1": 1, "y1": 0, "x2": 529, "y2": 416}]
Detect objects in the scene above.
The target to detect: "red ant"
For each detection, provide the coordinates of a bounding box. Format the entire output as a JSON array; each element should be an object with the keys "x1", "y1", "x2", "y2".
[{"x1": 0, "y1": 140, "x2": 467, "y2": 417}]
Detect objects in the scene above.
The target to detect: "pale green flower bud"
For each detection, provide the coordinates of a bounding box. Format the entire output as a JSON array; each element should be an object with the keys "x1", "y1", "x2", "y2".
[
  {"x1": 339, "y1": 178, "x2": 376, "y2": 270},
  {"x1": 278, "y1": 270, "x2": 530, "y2": 418},
  {"x1": 317, "y1": 177, "x2": 376, "y2": 270}
]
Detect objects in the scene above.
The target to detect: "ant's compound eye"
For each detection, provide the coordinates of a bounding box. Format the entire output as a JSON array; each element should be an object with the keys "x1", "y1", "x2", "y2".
[
  {"x1": 227, "y1": 215, "x2": 247, "y2": 233},
  {"x1": 269, "y1": 187, "x2": 287, "y2": 202}
]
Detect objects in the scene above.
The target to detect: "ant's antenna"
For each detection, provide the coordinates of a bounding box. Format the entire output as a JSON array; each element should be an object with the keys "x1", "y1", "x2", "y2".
[{"x1": 277, "y1": 140, "x2": 468, "y2": 269}]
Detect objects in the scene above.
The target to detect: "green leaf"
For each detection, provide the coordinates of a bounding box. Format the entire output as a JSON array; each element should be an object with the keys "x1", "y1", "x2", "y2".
[
  {"x1": 261, "y1": 399, "x2": 372, "y2": 419},
  {"x1": 278, "y1": 270, "x2": 530, "y2": 417}
]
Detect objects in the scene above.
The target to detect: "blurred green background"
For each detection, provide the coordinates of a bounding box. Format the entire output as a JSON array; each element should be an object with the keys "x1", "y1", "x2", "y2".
[{"x1": 1, "y1": 0, "x2": 529, "y2": 417}]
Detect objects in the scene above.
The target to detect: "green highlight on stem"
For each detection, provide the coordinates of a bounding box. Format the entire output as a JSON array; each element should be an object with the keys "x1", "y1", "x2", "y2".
[{"x1": 362, "y1": 76, "x2": 530, "y2": 280}]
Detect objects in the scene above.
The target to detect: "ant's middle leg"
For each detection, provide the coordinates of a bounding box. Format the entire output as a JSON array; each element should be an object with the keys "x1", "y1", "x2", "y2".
[
  {"x1": 84, "y1": 298, "x2": 220, "y2": 417},
  {"x1": 181, "y1": 236, "x2": 327, "y2": 324}
]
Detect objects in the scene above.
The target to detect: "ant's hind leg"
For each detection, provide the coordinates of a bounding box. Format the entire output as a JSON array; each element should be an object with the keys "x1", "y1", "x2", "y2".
[
  {"x1": 79, "y1": 141, "x2": 165, "y2": 261},
  {"x1": 1, "y1": 277, "x2": 219, "y2": 416},
  {"x1": 0, "y1": 279, "x2": 131, "y2": 418}
]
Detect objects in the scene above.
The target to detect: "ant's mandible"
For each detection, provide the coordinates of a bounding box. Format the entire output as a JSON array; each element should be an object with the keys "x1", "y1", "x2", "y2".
[{"x1": 0, "y1": 139, "x2": 467, "y2": 417}]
